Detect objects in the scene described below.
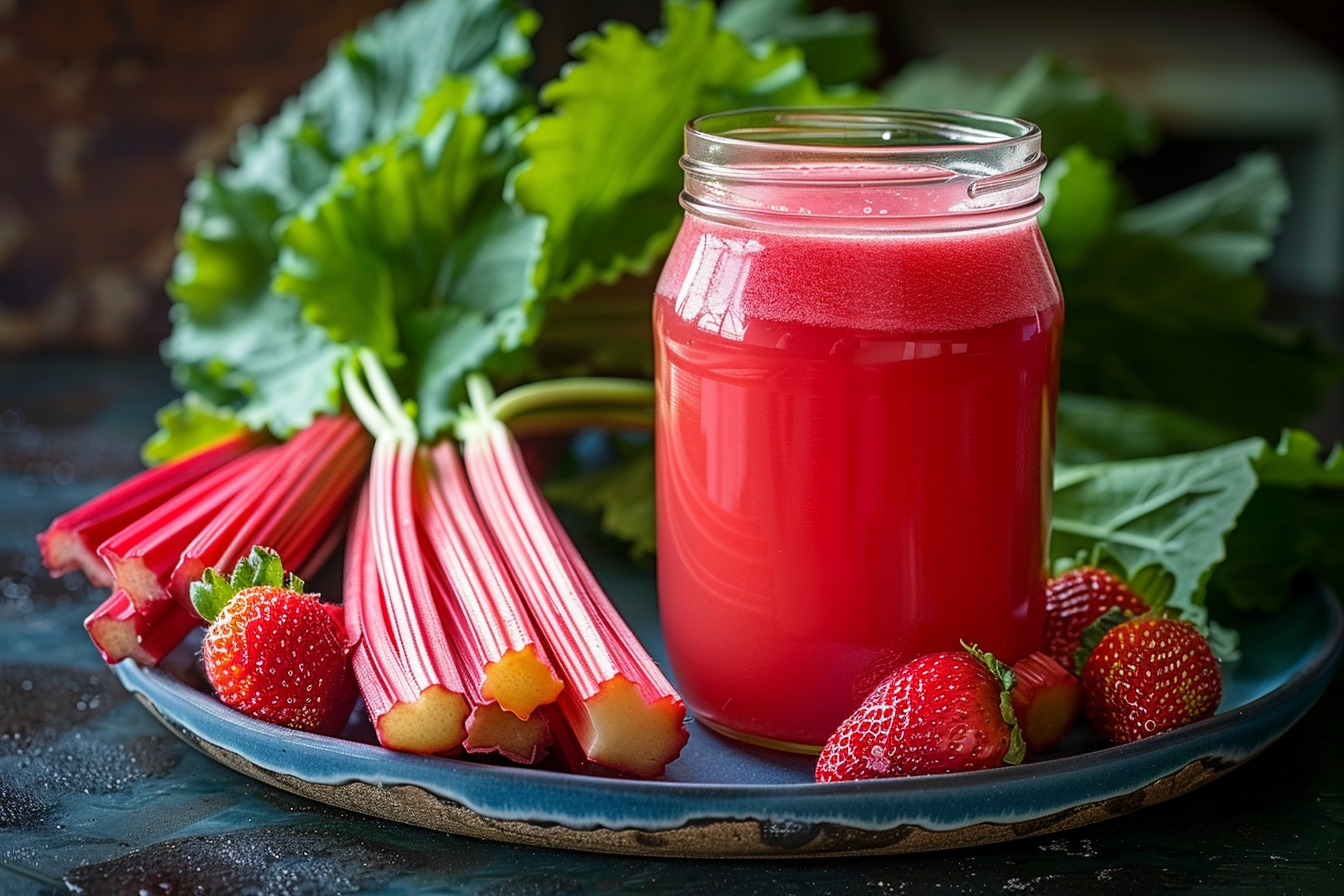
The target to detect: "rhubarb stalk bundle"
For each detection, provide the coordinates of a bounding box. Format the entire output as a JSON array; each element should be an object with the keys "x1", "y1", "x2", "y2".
[
  {"x1": 342, "y1": 354, "x2": 555, "y2": 761},
  {"x1": 41, "y1": 416, "x2": 371, "y2": 667},
  {"x1": 459, "y1": 375, "x2": 688, "y2": 778}
]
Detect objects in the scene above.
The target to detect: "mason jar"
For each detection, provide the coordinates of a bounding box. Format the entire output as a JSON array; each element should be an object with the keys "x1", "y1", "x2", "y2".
[{"x1": 654, "y1": 108, "x2": 1062, "y2": 750}]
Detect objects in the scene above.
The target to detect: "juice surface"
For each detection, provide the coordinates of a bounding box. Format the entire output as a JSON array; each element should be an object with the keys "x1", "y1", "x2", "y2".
[{"x1": 654, "y1": 214, "x2": 1063, "y2": 747}]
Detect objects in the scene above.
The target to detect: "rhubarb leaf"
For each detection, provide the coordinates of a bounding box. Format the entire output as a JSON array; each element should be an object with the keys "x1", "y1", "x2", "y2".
[
  {"x1": 162, "y1": 0, "x2": 536, "y2": 439},
  {"x1": 1056, "y1": 153, "x2": 1341, "y2": 434},
  {"x1": 1051, "y1": 439, "x2": 1265, "y2": 628},
  {"x1": 274, "y1": 78, "x2": 546, "y2": 439},
  {"x1": 547, "y1": 441, "x2": 657, "y2": 560},
  {"x1": 1038, "y1": 145, "x2": 1116, "y2": 270},
  {"x1": 510, "y1": 0, "x2": 865, "y2": 300},
  {"x1": 142, "y1": 394, "x2": 249, "y2": 467},
  {"x1": 1055, "y1": 393, "x2": 1240, "y2": 465},
  {"x1": 1119, "y1": 151, "x2": 1289, "y2": 275},
  {"x1": 882, "y1": 53, "x2": 1155, "y2": 159},
  {"x1": 717, "y1": 0, "x2": 882, "y2": 86},
  {"x1": 163, "y1": 290, "x2": 352, "y2": 438},
  {"x1": 1209, "y1": 431, "x2": 1344, "y2": 614}
]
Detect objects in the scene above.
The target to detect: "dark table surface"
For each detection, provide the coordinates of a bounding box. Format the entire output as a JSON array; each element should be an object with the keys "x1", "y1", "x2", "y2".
[{"x1": 2, "y1": 355, "x2": 1342, "y2": 896}]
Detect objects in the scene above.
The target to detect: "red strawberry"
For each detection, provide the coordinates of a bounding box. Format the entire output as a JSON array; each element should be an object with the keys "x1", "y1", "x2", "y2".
[
  {"x1": 1010, "y1": 651, "x2": 1083, "y2": 753},
  {"x1": 193, "y1": 546, "x2": 355, "y2": 735},
  {"x1": 1080, "y1": 617, "x2": 1222, "y2": 743},
  {"x1": 815, "y1": 644, "x2": 1025, "y2": 783},
  {"x1": 1044, "y1": 566, "x2": 1148, "y2": 671}
]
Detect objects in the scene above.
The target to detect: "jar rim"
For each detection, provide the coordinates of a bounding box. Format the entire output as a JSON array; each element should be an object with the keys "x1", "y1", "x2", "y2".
[
  {"x1": 681, "y1": 108, "x2": 1046, "y2": 226},
  {"x1": 688, "y1": 107, "x2": 1039, "y2": 152}
]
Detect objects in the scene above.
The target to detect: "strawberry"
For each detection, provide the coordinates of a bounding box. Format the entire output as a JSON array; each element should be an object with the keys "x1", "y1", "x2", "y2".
[
  {"x1": 192, "y1": 546, "x2": 356, "y2": 735},
  {"x1": 1080, "y1": 616, "x2": 1222, "y2": 743},
  {"x1": 815, "y1": 644, "x2": 1025, "y2": 782},
  {"x1": 1044, "y1": 566, "x2": 1148, "y2": 672},
  {"x1": 1010, "y1": 651, "x2": 1083, "y2": 753}
]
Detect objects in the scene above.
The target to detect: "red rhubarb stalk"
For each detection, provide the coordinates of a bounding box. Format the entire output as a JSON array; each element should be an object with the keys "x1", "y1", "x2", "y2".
[
  {"x1": 169, "y1": 414, "x2": 371, "y2": 610},
  {"x1": 459, "y1": 375, "x2": 687, "y2": 778},
  {"x1": 418, "y1": 442, "x2": 563, "y2": 720},
  {"x1": 39, "y1": 431, "x2": 259, "y2": 586},
  {"x1": 98, "y1": 446, "x2": 279, "y2": 609},
  {"x1": 83, "y1": 590, "x2": 199, "y2": 666},
  {"x1": 344, "y1": 436, "x2": 471, "y2": 755}
]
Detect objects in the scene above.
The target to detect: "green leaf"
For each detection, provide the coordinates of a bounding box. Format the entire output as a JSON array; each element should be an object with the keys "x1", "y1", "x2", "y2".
[
  {"x1": 274, "y1": 79, "x2": 546, "y2": 438},
  {"x1": 228, "y1": 546, "x2": 301, "y2": 593},
  {"x1": 1073, "y1": 607, "x2": 1129, "y2": 674},
  {"x1": 961, "y1": 641, "x2": 1025, "y2": 766},
  {"x1": 164, "y1": 0, "x2": 536, "y2": 440},
  {"x1": 1056, "y1": 393, "x2": 1242, "y2": 465},
  {"x1": 190, "y1": 568, "x2": 236, "y2": 624},
  {"x1": 1038, "y1": 145, "x2": 1116, "y2": 269},
  {"x1": 1209, "y1": 431, "x2": 1344, "y2": 614},
  {"x1": 547, "y1": 441, "x2": 657, "y2": 560},
  {"x1": 141, "y1": 394, "x2": 249, "y2": 467},
  {"x1": 511, "y1": 0, "x2": 863, "y2": 300},
  {"x1": 718, "y1": 0, "x2": 882, "y2": 86},
  {"x1": 1059, "y1": 224, "x2": 1341, "y2": 435},
  {"x1": 882, "y1": 53, "x2": 1155, "y2": 159},
  {"x1": 1253, "y1": 428, "x2": 1344, "y2": 488},
  {"x1": 163, "y1": 291, "x2": 352, "y2": 438},
  {"x1": 1119, "y1": 152, "x2": 1290, "y2": 275},
  {"x1": 1051, "y1": 439, "x2": 1265, "y2": 627}
]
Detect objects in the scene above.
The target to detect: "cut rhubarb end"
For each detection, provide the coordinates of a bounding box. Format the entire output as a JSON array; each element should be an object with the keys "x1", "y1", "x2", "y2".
[
  {"x1": 464, "y1": 702, "x2": 552, "y2": 764},
  {"x1": 84, "y1": 590, "x2": 199, "y2": 666},
  {"x1": 462, "y1": 414, "x2": 687, "y2": 777},
  {"x1": 41, "y1": 529, "x2": 115, "y2": 587},
  {"x1": 39, "y1": 430, "x2": 260, "y2": 585},
  {"x1": 570, "y1": 674, "x2": 690, "y2": 779},
  {"x1": 481, "y1": 645, "x2": 564, "y2": 721},
  {"x1": 168, "y1": 415, "x2": 372, "y2": 609},
  {"x1": 1011, "y1": 652, "x2": 1084, "y2": 754},
  {"x1": 374, "y1": 685, "x2": 471, "y2": 756},
  {"x1": 417, "y1": 441, "x2": 563, "y2": 722}
]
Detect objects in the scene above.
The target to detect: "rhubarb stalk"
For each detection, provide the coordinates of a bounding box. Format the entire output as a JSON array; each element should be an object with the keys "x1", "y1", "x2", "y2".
[
  {"x1": 98, "y1": 446, "x2": 279, "y2": 609},
  {"x1": 169, "y1": 414, "x2": 371, "y2": 609},
  {"x1": 340, "y1": 356, "x2": 472, "y2": 755},
  {"x1": 83, "y1": 590, "x2": 199, "y2": 666},
  {"x1": 458, "y1": 375, "x2": 687, "y2": 778},
  {"x1": 39, "y1": 431, "x2": 259, "y2": 586},
  {"x1": 418, "y1": 441, "x2": 563, "y2": 719}
]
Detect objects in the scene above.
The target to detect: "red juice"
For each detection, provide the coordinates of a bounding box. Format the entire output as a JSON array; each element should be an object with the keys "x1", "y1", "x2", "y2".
[{"x1": 654, "y1": 214, "x2": 1063, "y2": 748}]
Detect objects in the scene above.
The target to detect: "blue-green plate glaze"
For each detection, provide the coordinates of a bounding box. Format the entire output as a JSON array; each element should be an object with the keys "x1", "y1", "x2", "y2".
[{"x1": 116, "y1": 583, "x2": 1342, "y2": 858}]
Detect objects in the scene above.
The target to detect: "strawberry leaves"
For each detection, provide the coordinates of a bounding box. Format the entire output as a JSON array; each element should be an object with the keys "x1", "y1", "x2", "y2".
[
  {"x1": 190, "y1": 546, "x2": 304, "y2": 623},
  {"x1": 962, "y1": 642, "x2": 1026, "y2": 766}
]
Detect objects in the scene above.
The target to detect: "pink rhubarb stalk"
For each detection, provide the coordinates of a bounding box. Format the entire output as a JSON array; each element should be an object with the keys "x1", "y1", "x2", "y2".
[
  {"x1": 418, "y1": 442, "x2": 563, "y2": 720},
  {"x1": 461, "y1": 395, "x2": 687, "y2": 778},
  {"x1": 84, "y1": 590, "x2": 199, "y2": 666},
  {"x1": 98, "y1": 446, "x2": 279, "y2": 609},
  {"x1": 344, "y1": 438, "x2": 470, "y2": 755},
  {"x1": 168, "y1": 414, "x2": 371, "y2": 611},
  {"x1": 39, "y1": 431, "x2": 259, "y2": 586}
]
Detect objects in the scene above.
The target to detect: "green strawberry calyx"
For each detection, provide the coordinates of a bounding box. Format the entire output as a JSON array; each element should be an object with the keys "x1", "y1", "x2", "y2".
[
  {"x1": 961, "y1": 641, "x2": 1027, "y2": 766},
  {"x1": 190, "y1": 545, "x2": 304, "y2": 623}
]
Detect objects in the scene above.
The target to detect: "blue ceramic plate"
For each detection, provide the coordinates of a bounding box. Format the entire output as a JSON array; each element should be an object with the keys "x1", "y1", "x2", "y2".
[{"x1": 116, "y1": 569, "x2": 1342, "y2": 859}]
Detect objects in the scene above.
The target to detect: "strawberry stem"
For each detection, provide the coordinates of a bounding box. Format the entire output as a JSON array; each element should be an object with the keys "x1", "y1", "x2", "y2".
[{"x1": 962, "y1": 641, "x2": 1027, "y2": 766}]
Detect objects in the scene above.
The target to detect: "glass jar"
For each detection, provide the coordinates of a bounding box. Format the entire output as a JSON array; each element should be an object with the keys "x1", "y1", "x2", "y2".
[{"x1": 653, "y1": 108, "x2": 1063, "y2": 751}]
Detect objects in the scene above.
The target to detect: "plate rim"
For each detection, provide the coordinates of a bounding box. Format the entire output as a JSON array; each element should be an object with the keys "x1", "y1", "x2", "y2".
[{"x1": 115, "y1": 585, "x2": 1343, "y2": 841}]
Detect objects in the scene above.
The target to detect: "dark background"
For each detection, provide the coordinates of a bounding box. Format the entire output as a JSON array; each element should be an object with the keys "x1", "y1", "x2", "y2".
[{"x1": 1, "y1": 0, "x2": 1341, "y2": 361}]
